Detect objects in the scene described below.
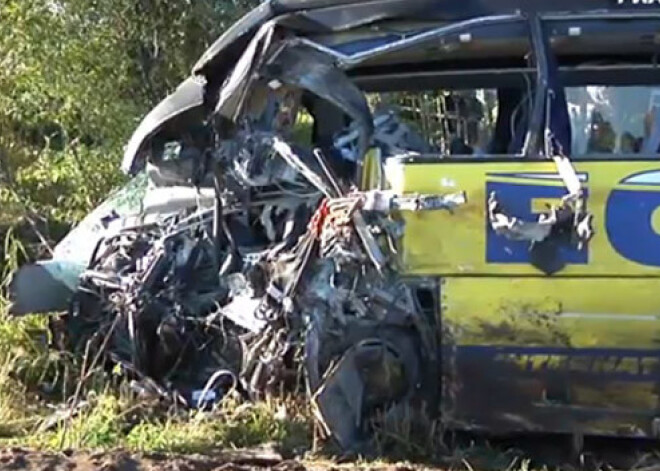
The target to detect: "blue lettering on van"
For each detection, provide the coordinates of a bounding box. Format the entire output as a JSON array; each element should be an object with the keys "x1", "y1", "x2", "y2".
[
  {"x1": 606, "y1": 170, "x2": 660, "y2": 267},
  {"x1": 486, "y1": 173, "x2": 589, "y2": 264},
  {"x1": 486, "y1": 170, "x2": 660, "y2": 267},
  {"x1": 454, "y1": 345, "x2": 660, "y2": 383}
]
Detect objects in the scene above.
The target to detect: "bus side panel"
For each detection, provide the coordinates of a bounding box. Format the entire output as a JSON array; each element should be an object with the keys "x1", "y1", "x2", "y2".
[
  {"x1": 441, "y1": 277, "x2": 660, "y2": 436},
  {"x1": 386, "y1": 160, "x2": 660, "y2": 276}
]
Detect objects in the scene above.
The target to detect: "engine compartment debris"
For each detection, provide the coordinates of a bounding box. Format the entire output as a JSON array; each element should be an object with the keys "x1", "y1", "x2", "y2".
[
  {"x1": 51, "y1": 168, "x2": 446, "y2": 447},
  {"x1": 23, "y1": 84, "x2": 457, "y2": 445}
]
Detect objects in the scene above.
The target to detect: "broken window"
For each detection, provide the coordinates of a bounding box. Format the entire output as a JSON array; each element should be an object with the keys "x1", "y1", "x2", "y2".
[
  {"x1": 567, "y1": 85, "x2": 660, "y2": 157},
  {"x1": 368, "y1": 89, "x2": 498, "y2": 156}
]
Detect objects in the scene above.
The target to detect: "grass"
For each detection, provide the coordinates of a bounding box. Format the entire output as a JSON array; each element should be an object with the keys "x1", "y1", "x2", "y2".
[
  {"x1": 0, "y1": 303, "x2": 313, "y2": 455},
  {"x1": 0, "y1": 305, "x2": 313, "y2": 455},
  {"x1": 15, "y1": 393, "x2": 312, "y2": 454}
]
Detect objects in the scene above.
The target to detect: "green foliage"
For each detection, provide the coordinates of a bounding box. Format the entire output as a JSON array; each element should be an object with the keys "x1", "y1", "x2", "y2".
[
  {"x1": 125, "y1": 419, "x2": 218, "y2": 454},
  {"x1": 43, "y1": 393, "x2": 125, "y2": 449},
  {"x1": 1, "y1": 0, "x2": 137, "y2": 145},
  {"x1": 220, "y1": 398, "x2": 312, "y2": 452},
  {"x1": 0, "y1": 233, "x2": 58, "y2": 437},
  {"x1": 124, "y1": 398, "x2": 311, "y2": 454},
  {"x1": 0, "y1": 0, "x2": 259, "y2": 230},
  {"x1": 15, "y1": 393, "x2": 312, "y2": 454},
  {"x1": 7, "y1": 144, "x2": 126, "y2": 223}
]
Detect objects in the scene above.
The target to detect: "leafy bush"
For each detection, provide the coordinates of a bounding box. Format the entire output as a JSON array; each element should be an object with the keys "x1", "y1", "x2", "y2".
[{"x1": 0, "y1": 0, "x2": 259, "y2": 233}]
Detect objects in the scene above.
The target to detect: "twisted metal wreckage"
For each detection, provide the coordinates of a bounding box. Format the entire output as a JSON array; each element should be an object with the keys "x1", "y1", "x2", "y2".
[{"x1": 8, "y1": 0, "x2": 604, "y2": 449}]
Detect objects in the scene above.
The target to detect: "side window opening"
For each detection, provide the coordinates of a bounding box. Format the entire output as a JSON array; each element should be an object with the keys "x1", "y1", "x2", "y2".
[
  {"x1": 367, "y1": 89, "x2": 498, "y2": 156},
  {"x1": 566, "y1": 85, "x2": 660, "y2": 158},
  {"x1": 362, "y1": 86, "x2": 533, "y2": 158}
]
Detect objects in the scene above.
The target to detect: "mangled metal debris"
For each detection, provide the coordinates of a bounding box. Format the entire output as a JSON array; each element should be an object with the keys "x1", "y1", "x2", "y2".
[
  {"x1": 9, "y1": 50, "x2": 454, "y2": 445},
  {"x1": 43, "y1": 177, "x2": 447, "y2": 446}
]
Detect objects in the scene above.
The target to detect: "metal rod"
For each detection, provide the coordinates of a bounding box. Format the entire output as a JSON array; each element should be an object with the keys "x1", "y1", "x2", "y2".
[{"x1": 522, "y1": 14, "x2": 549, "y2": 158}]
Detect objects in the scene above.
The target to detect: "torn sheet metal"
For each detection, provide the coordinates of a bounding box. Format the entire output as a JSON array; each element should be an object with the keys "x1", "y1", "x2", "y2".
[
  {"x1": 263, "y1": 45, "x2": 374, "y2": 161},
  {"x1": 335, "y1": 110, "x2": 429, "y2": 162},
  {"x1": 23, "y1": 175, "x2": 435, "y2": 448},
  {"x1": 272, "y1": 137, "x2": 336, "y2": 197},
  {"x1": 8, "y1": 174, "x2": 149, "y2": 315},
  {"x1": 488, "y1": 190, "x2": 595, "y2": 275},
  {"x1": 362, "y1": 189, "x2": 467, "y2": 213},
  {"x1": 12, "y1": 100, "x2": 441, "y2": 439},
  {"x1": 214, "y1": 21, "x2": 277, "y2": 122},
  {"x1": 487, "y1": 192, "x2": 554, "y2": 243},
  {"x1": 122, "y1": 77, "x2": 206, "y2": 176},
  {"x1": 193, "y1": 2, "x2": 273, "y2": 76},
  {"x1": 193, "y1": 0, "x2": 607, "y2": 80},
  {"x1": 8, "y1": 262, "x2": 78, "y2": 315}
]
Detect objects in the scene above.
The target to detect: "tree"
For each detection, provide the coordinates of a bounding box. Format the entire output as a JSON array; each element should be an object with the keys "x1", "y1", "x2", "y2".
[{"x1": 0, "y1": 0, "x2": 259, "y2": 229}]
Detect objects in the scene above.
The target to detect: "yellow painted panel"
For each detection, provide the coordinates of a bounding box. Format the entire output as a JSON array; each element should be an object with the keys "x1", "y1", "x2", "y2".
[
  {"x1": 530, "y1": 198, "x2": 564, "y2": 214},
  {"x1": 385, "y1": 159, "x2": 660, "y2": 275},
  {"x1": 442, "y1": 277, "x2": 660, "y2": 429},
  {"x1": 442, "y1": 277, "x2": 660, "y2": 349}
]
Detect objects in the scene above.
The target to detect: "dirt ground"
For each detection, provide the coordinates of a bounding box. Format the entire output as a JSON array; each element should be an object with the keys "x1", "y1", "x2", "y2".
[
  {"x1": 0, "y1": 448, "x2": 301, "y2": 471},
  {"x1": 0, "y1": 447, "x2": 428, "y2": 471},
  {"x1": 0, "y1": 448, "x2": 294, "y2": 471},
  {"x1": 2, "y1": 437, "x2": 660, "y2": 471}
]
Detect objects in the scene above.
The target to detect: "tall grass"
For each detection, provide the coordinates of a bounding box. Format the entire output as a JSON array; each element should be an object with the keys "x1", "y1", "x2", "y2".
[{"x1": 0, "y1": 230, "x2": 55, "y2": 438}]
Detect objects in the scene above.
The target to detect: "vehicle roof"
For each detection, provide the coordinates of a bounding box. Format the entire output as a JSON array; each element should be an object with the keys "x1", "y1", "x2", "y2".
[
  {"x1": 271, "y1": 0, "x2": 640, "y2": 17},
  {"x1": 193, "y1": 0, "x2": 656, "y2": 77},
  {"x1": 125, "y1": 0, "x2": 660, "y2": 175}
]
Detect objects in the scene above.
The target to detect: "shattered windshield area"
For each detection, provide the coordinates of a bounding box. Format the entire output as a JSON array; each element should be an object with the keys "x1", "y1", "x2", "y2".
[
  {"x1": 567, "y1": 86, "x2": 660, "y2": 156},
  {"x1": 368, "y1": 89, "x2": 499, "y2": 156}
]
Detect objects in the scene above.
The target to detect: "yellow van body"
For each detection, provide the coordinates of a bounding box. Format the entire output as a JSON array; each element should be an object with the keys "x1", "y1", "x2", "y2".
[{"x1": 386, "y1": 157, "x2": 660, "y2": 437}]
